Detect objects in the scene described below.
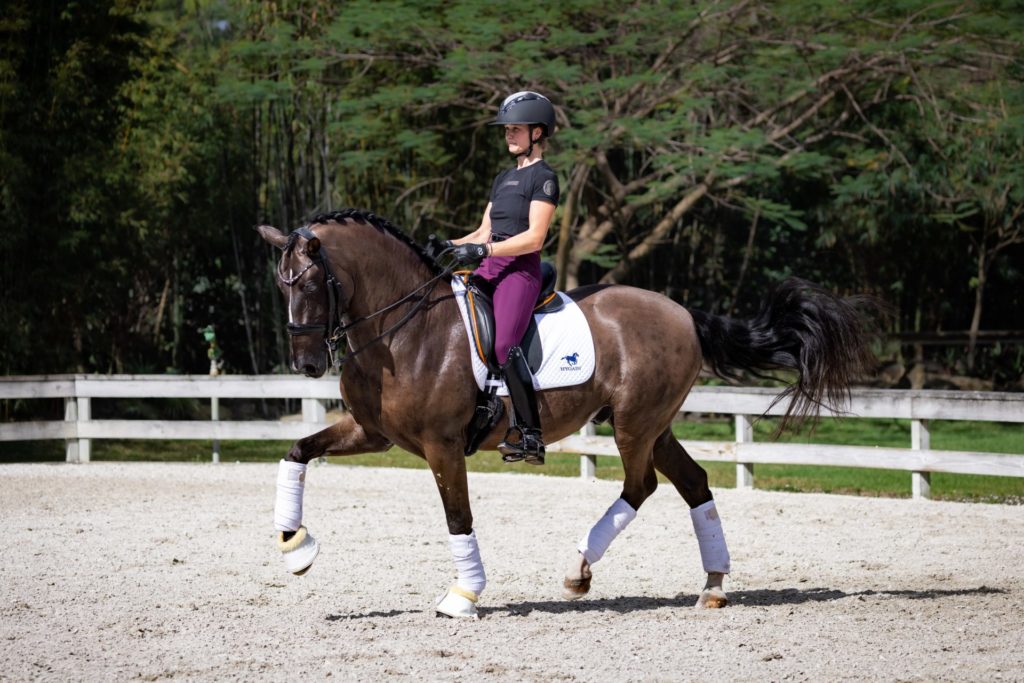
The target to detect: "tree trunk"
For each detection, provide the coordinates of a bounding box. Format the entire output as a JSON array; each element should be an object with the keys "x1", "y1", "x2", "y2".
[
  {"x1": 599, "y1": 175, "x2": 713, "y2": 284},
  {"x1": 565, "y1": 215, "x2": 611, "y2": 289},
  {"x1": 728, "y1": 202, "x2": 760, "y2": 316},
  {"x1": 230, "y1": 221, "x2": 260, "y2": 375},
  {"x1": 153, "y1": 278, "x2": 170, "y2": 345},
  {"x1": 967, "y1": 240, "x2": 987, "y2": 372},
  {"x1": 554, "y1": 165, "x2": 589, "y2": 290}
]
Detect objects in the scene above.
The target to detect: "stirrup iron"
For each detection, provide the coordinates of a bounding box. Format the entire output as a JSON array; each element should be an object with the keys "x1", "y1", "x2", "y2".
[{"x1": 498, "y1": 425, "x2": 546, "y2": 465}]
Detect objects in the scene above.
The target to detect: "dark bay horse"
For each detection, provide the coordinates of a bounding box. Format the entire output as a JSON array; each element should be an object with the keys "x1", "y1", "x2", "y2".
[{"x1": 258, "y1": 209, "x2": 874, "y2": 618}]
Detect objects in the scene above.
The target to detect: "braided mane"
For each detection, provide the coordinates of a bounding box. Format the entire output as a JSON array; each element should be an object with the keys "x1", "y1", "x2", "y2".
[{"x1": 304, "y1": 209, "x2": 442, "y2": 274}]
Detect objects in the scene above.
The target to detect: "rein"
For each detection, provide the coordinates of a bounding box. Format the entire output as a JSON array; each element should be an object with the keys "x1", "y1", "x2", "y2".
[{"x1": 278, "y1": 227, "x2": 453, "y2": 368}]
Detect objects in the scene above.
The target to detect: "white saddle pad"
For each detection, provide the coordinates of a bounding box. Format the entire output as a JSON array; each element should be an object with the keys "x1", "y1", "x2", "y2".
[{"x1": 450, "y1": 277, "x2": 596, "y2": 395}]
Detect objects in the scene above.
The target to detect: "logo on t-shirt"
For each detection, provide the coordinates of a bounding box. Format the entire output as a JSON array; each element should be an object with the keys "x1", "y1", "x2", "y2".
[
  {"x1": 503, "y1": 180, "x2": 520, "y2": 187},
  {"x1": 543, "y1": 180, "x2": 556, "y2": 197}
]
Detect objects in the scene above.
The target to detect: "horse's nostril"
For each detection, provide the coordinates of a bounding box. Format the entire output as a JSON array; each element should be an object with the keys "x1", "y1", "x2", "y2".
[{"x1": 303, "y1": 364, "x2": 317, "y2": 376}]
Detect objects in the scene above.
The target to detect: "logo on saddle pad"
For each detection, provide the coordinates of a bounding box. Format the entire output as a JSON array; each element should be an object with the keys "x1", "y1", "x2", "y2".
[{"x1": 560, "y1": 352, "x2": 582, "y2": 371}]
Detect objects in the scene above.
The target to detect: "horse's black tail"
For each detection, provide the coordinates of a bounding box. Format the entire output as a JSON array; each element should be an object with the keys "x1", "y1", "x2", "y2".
[{"x1": 689, "y1": 278, "x2": 879, "y2": 432}]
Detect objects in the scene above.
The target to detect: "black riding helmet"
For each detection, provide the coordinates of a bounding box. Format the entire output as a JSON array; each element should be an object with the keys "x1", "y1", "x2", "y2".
[{"x1": 490, "y1": 91, "x2": 556, "y2": 157}]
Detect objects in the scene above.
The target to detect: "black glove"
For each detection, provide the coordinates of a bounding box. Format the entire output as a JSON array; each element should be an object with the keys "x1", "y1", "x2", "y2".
[
  {"x1": 424, "y1": 234, "x2": 453, "y2": 260},
  {"x1": 451, "y1": 243, "x2": 488, "y2": 266}
]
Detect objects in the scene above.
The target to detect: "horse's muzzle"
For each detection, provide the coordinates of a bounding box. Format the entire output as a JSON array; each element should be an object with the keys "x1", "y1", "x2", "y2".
[
  {"x1": 291, "y1": 349, "x2": 327, "y2": 378},
  {"x1": 295, "y1": 360, "x2": 326, "y2": 378}
]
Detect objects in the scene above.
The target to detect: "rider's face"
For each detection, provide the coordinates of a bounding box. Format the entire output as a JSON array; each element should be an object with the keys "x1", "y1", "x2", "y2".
[{"x1": 504, "y1": 124, "x2": 535, "y2": 154}]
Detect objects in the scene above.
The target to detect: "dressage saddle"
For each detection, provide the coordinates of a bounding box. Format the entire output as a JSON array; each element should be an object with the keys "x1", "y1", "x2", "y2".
[{"x1": 464, "y1": 261, "x2": 564, "y2": 374}]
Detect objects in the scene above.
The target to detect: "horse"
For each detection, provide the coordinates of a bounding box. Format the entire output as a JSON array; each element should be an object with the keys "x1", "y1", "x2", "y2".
[{"x1": 258, "y1": 208, "x2": 875, "y2": 618}]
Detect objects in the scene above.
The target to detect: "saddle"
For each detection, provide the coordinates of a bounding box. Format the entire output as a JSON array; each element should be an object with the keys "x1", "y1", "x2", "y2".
[
  {"x1": 461, "y1": 261, "x2": 564, "y2": 456},
  {"x1": 463, "y1": 261, "x2": 565, "y2": 374}
]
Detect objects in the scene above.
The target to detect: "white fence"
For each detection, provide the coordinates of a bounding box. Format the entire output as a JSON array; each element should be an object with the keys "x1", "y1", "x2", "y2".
[{"x1": 1, "y1": 375, "x2": 1022, "y2": 499}]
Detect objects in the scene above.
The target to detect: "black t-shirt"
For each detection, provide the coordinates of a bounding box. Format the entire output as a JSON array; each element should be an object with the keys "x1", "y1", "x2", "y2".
[{"x1": 488, "y1": 161, "x2": 560, "y2": 238}]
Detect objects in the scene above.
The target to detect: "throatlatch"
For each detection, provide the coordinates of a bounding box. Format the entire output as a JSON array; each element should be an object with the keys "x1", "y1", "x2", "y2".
[{"x1": 497, "y1": 346, "x2": 545, "y2": 465}]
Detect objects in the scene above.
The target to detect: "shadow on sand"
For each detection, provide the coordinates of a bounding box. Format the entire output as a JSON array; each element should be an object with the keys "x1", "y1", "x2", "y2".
[
  {"x1": 325, "y1": 609, "x2": 421, "y2": 621},
  {"x1": 322, "y1": 586, "x2": 1006, "y2": 621},
  {"x1": 486, "y1": 585, "x2": 1007, "y2": 617}
]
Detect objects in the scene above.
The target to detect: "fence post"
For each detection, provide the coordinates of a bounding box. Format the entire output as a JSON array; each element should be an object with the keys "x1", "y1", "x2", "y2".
[
  {"x1": 580, "y1": 423, "x2": 597, "y2": 480},
  {"x1": 911, "y1": 419, "x2": 931, "y2": 500},
  {"x1": 64, "y1": 397, "x2": 79, "y2": 463},
  {"x1": 65, "y1": 396, "x2": 91, "y2": 463},
  {"x1": 303, "y1": 398, "x2": 328, "y2": 465},
  {"x1": 210, "y1": 397, "x2": 220, "y2": 464},
  {"x1": 735, "y1": 414, "x2": 754, "y2": 489},
  {"x1": 77, "y1": 397, "x2": 91, "y2": 462},
  {"x1": 302, "y1": 398, "x2": 326, "y2": 424}
]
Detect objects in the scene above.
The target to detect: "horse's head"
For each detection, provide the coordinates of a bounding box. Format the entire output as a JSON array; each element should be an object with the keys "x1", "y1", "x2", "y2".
[{"x1": 259, "y1": 224, "x2": 344, "y2": 378}]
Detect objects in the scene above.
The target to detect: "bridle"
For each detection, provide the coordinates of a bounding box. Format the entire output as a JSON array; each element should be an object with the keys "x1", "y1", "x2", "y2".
[{"x1": 277, "y1": 227, "x2": 453, "y2": 368}]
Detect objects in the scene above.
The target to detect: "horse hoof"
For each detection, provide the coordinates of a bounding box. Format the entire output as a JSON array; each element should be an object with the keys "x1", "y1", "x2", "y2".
[
  {"x1": 562, "y1": 576, "x2": 592, "y2": 600},
  {"x1": 277, "y1": 526, "x2": 319, "y2": 576},
  {"x1": 695, "y1": 586, "x2": 729, "y2": 609},
  {"x1": 435, "y1": 586, "x2": 479, "y2": 619}
]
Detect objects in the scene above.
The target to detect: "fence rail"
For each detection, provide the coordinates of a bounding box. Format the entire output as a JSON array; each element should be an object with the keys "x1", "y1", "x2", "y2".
[{"x1": 2, "y1": 375, "x2": 1022, "y2": 499}]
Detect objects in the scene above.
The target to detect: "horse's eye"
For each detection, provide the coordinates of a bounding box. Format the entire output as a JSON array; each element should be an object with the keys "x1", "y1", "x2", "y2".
[{"x1": 303, "y1": 282, "x2": 318, "y2": 293}]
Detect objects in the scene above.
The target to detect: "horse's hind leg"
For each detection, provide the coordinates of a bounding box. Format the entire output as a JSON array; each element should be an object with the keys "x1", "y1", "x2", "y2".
[
  {"x1": 563, "y1": 423, "x2": 660, "y2": 600},
  {"x1": 652, "y1": 428, "x2": 730, "y2": 608}
]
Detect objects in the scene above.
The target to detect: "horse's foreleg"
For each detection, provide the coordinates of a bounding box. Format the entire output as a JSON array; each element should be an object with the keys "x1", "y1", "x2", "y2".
[
  {"x1": 564, "y1": 428, "x2": 658, "y2": 600},
  {"x1": 424, "y1": 444, "x2": 484, "y2": 619},
  {"x1": 652, "y1": 429, "x2": 730, "y2": 608},
  {"x1": 285, "y1": 411, "x2": 392, "y2": 464},
  {"x1": 274, "y1": 412, "x2": 391, "y2": 576}
]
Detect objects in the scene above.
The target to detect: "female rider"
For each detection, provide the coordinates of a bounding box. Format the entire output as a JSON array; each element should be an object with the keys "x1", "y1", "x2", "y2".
[{"x1": 447, "y1": 91, "x2": 559, "y2": 465}]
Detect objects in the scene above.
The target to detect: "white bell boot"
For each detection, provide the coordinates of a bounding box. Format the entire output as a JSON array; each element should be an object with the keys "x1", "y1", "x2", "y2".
[
  {"x1": 277, "y1": 525, "x2": 320, "y2": 576},
  {"x1": 435, "y1": 585, "x2": 479, "y2": 619}
]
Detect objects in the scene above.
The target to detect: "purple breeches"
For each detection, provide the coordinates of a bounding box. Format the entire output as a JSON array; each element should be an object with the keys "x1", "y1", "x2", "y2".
[{"x1": 473, "y1": 252, "x2": 541, "y2": 365}]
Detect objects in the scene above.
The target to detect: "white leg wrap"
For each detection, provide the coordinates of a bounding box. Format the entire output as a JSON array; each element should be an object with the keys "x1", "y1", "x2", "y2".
[
  {"x1": 448, "y1": 530, "x2": 486, "y2": 595},
  {"x1": 691, "y1": 500, "x2": 731, "y2": 574},
  {"x1": 577, "y1": 497, "x2": 637, "y2": 565},
  {"x1": 274, "y1": 459, "x2": 307, "y2": 532}
]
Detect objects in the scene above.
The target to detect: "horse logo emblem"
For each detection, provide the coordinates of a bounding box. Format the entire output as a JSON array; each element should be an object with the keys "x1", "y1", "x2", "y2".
[{"x1": 561, "y1": 352, "x2": 580, "y2": 367}]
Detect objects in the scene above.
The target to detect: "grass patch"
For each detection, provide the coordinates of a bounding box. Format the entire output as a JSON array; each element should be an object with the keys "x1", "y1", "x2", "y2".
[{"x1": 1, "y1": 416, "x2": 1021, "y2": 504}]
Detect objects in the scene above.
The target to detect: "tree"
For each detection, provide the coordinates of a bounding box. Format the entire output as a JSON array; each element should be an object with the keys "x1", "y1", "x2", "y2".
[{"x1": 0, "y1": 0, "x2": 149, "y2": 373}]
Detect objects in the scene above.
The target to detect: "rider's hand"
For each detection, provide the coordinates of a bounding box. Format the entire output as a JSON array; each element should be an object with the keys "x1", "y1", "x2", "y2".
[
  {"x1": 425, "y1": 234, "x2": 453, "y2": 260},
  {"x1": 451, "y1": 243, "x2": 488, "y2": 266}
]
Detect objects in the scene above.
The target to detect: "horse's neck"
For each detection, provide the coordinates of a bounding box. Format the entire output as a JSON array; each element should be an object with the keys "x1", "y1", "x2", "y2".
[{"x1": 329, "y1": 227, "x2": 451, "y2": 346}]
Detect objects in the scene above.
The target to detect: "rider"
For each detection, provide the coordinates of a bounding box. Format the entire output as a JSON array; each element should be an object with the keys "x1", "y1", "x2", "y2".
[{"x1": 447, "y1": 91, "x2": 560, "y2": 465}]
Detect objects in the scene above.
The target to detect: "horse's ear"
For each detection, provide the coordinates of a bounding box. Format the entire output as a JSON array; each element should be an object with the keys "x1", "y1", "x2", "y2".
[
  {"x1": 257, "y1": 224, "x2": 288, "y2": 251},
  {"x1": 305, "y1": 237, "x2": 321, "y2": 256}
]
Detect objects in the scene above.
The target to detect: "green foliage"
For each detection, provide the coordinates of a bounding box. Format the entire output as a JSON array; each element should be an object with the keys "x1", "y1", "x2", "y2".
[{"x1": 0, "y1": 0, "x2": 1021, "y2": 383}]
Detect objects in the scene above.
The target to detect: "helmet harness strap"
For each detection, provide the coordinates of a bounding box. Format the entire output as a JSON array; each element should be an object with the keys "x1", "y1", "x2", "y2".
[{"x1": 513, "y1": 125, "x2": 541, "y2": 159}]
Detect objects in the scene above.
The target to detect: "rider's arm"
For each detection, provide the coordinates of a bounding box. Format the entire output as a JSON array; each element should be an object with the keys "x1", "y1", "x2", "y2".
[
  {"x1": 488, "y1": 200, "x2": 555, "y2": 258},
  {"x1": 451, "y1": 203, "x2": 493, "y2": 246}
]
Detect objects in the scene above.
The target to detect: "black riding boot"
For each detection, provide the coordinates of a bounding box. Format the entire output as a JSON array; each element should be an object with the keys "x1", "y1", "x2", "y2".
[{"x1": 498, "y1": 346, "x2": 545, "y2": 465}]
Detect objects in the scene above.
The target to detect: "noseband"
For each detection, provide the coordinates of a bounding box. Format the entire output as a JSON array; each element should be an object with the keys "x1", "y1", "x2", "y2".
[{"x1": 276, "y1": 226, "x2": 452, "y2": 367}]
